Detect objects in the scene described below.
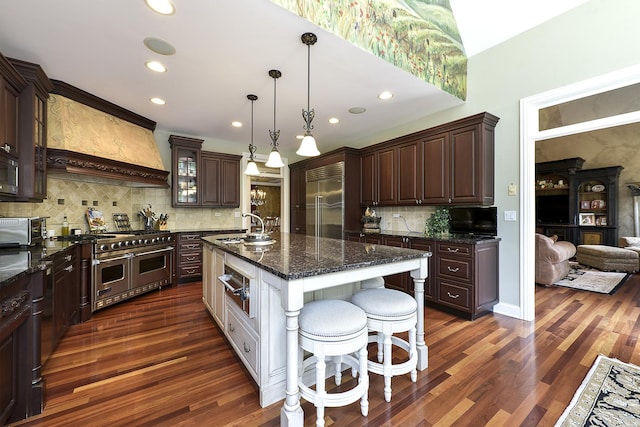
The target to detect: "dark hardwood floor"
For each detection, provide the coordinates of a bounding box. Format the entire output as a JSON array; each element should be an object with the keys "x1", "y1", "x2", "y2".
[{"x1": 10, "y1": 274, "x2": 640, "y2": 427}]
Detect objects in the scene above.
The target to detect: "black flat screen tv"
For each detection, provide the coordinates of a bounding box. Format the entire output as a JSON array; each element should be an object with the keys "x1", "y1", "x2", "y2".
[{"x1": 448, "y1": 206, "x2": 498, "y2": 237}]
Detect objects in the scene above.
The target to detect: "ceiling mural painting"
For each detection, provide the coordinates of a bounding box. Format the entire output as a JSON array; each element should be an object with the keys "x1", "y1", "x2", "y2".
[{"x1": 270, "y1": 0, "x2": 467, "y2": 100}]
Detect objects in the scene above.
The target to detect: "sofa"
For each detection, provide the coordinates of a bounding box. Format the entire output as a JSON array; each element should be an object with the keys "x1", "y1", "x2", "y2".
[{"x1": 535, "y1": 233, "x2": 577, "y2": 286}]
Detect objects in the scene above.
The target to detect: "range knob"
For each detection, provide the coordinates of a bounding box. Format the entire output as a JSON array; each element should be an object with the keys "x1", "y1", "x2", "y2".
[
  {"x1": 110, "y1": 242, "x2": 120, "y2": 250},
  {"x1": 144, "y1": 238, "x2": 152, "y2": 244},
  {"x1": 99, "y1": 244, "x2": 109, "y2": 251}
]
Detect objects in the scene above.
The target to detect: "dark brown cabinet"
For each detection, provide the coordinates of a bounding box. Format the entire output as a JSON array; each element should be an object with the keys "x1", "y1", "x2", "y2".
[
  {"x1": 289, "y1": 164, "x2": 306, "y2": 234},
  {"x1": 344, "y1": 232, "x2": 498, "y2": 319},
  {"x1": 52, "y1": 246, "x2": 79, "y2": 349},
  {"x1": 0, "y1": 52, "x2": 25, "y2": 160},
  {"x1": 535, "y1": 158, "x2": 622, "y2": 247},
  {"x1": 169, "y1": 135, "x2": 241, "y2": 208},
  {"x1": 433, "y1": 239, "x2": 499, "y2": 320},
  {"x1": 360, "y1": 146, "x2": 396, "y2": 206},
  {"x1": 422, "y1": 113, "x2": 499, "y2": 205},
  {"x1": 175, "y1": 232, "x2": 204, "y2": 283},
  {"x1": 9, "y1": 58, "x2": 53, "y2": 201},
  {"x1": 360, "y1": 112, "x2": 499, "y2": 207}
]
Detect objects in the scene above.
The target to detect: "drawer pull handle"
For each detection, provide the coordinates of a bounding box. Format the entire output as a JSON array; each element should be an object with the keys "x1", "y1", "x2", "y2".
[
  {"x1": 186, "y1": 256, "x2": 197, "y2": 261},
  {"x1": 228, "y1": 323, "x2": 235, "y2": 332},
  {"x1": 65, "y1": 265, "x2": 74, "y2": 272},
  {"x1": 65, "y1": 255, "x2": 72, "y2": 261},
  {"x1": 447, "y1": 266, "x2": 459, "y2": 273},
  {"x1": 243, "y1": 342, "x2": 251, "y2": 353},
  {"x1": 447, "y1": 292, "x2": 460, "y2": 299},
  {"x1": 184, "y1": 244, "x2": 199, "y2": 249},
  {"x1": 447, "y1": 248, "x2": 459, "y2": 253},
  {"x1": 185, "y1": 269, "x2": 197, "y2": 274}
]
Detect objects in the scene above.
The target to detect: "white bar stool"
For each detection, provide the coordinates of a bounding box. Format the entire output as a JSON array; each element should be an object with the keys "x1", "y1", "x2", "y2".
[
  {"x1": 298, "y1": 299, "x2": 370, "y2": 427},
  {"x1": 351, "y1": 288, "x2": 417, "y2": 402}
]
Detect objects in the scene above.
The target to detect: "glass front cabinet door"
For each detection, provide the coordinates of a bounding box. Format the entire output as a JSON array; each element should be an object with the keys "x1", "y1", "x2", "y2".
[{"x1": 169, "y1": 135, "x2": 203, "y2": 207}]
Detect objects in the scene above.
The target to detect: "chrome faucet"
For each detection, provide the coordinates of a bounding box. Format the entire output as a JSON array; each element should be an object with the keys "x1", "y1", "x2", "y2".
[{"x1": 242, "y1": 212, "x2": 265, "y2": 235}]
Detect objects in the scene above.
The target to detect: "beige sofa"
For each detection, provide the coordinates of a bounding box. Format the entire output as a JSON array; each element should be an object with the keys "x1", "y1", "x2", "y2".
[{"x1": 535, "y1": 234, "x2": 577, "y2": 286}]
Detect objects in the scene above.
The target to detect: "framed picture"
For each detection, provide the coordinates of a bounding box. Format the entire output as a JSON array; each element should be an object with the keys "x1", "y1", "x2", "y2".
[
  {"x1": 579, "y1": 213, "x2": 596, "y2": 226},
  {"x1": 596, "y1": 216, "x2": 607, "y2": 226},
  {"x1": 580, "y1": 200, "x2": 591, "y2": 209}
]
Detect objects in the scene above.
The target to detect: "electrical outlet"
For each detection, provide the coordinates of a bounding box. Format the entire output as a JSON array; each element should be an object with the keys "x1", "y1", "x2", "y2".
[
  {"x1": 234, "y1": 211, "x2": 241, "y2": 217},
  {"x1": 392, "y1": 214, "x2": 400, "y2": 218},
  {"x1": 215, "y1": 212, "x2": 221, "y2": 217}
]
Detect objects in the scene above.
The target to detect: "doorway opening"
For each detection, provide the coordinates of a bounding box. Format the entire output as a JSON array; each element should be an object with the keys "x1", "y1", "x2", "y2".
[
  {"x1": 241, "y1": 153, "x2": 288, "y2": 233},
  {"x1": 521, "y1": 64, "x2": 640, "y2": 321}
]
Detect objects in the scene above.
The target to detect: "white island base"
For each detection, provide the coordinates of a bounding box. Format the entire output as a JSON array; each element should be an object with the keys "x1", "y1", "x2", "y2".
[{"x1": 202, "y1": 234, "x2": 429, "y2": 426}]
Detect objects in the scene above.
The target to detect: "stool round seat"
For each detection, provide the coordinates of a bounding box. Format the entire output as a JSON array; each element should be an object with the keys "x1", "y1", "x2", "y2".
[
  {"x1": 351, "y1": 288, "x2": 418, "y2": 403},
  {"x1": 298, "y1": 300, "x2": 370, "y2": 427}
]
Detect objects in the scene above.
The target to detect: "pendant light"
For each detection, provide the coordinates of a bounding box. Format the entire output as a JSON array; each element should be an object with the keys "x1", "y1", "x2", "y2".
[
  {"x1": 244, "y1": 94, "x2": 260, "y2": 176},
  {"x1": 297, "y1": 32, "x2": 320, "y2": 157},
  {"x1": 265, "y1": 69, "x2": 285, "y2": 168}
]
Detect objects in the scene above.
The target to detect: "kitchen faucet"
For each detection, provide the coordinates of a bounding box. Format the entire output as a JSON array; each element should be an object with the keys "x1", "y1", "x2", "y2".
[{"x1": 242, "y1": 212, "x2": 265, "y2": 235}]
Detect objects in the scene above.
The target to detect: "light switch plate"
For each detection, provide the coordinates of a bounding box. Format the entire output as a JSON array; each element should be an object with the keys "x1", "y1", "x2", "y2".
[
  {"x1": 508, "y1": 183, "x2": 517, "y2": 196},
  {"x1": 504, "y1": 210, "x2": 517, "y2": 221}
]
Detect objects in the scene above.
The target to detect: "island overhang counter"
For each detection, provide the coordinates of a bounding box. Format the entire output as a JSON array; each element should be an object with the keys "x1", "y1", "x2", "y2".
[{"x1": 202, "y1": 232, "x2": 431, "y2": 427}]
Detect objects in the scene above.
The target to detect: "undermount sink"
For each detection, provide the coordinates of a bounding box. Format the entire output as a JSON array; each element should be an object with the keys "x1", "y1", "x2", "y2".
[{"x1": 242, "y1": 233, "x2": 275, "y2": 246}]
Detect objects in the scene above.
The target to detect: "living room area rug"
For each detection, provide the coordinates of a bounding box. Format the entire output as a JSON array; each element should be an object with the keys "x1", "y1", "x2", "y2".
[
  {"x1": 555, "y1": 354, "x2": 640, "y2": 426},
  {"x1": 553, "y1": 263, "x2": 630, "y2": 294}
]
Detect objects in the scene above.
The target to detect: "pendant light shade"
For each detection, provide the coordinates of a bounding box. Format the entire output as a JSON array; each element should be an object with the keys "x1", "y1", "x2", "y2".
[
  {"x1": 265, "y1": 69, "x2": 285, "y2": 168},
  {"x1": 244, "y1": 94, "x2": 261, "y2": 176},
  {"x1": 297, "y1": 32, "x2": 320, "y2": 157}
]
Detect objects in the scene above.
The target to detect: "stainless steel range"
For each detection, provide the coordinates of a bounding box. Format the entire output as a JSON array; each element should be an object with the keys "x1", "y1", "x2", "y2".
[{"x1": 92, "y1": 231, "x2": 174, "y2": 311}]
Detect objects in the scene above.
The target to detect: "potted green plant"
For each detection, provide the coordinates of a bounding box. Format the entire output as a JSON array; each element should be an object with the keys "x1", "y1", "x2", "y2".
[{"x1": 425, "y1": 207, "x2": 451, "y2": 236}]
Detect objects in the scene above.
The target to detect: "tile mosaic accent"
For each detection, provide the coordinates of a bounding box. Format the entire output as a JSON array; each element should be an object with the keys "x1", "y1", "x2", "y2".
[{"x1": 0, "y1": 177, "x2": 240, "y2": 235}]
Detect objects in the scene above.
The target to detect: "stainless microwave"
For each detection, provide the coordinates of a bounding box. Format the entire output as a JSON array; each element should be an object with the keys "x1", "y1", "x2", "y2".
[
  {"x1": 0, "y1": 156, "x2": 18, "y2": 196},
  {"x1": 0, "y1": 217, "x2": 46, "y2": 247}
]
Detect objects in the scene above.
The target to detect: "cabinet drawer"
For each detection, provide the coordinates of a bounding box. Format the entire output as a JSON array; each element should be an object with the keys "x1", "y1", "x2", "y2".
[
  {"x1": 226, "y1": 305, "x2": 259, "y2": 379},
  {"x1": 438, "y1": 281, "x2": 471, "y2": 311},
  {"x1": 180, "y1": 251, "x2": 202, "y2": 264},
  {"x1": 179, "y1": 264, "x2": 201, "y2": 277},
  {"x1": 436, "y1": 242, "x2": 471, "y2": 257},
  {"x1": 179, "y1": 233, "x2": 202, "y2": 242},
  {"x1": 179, "y1": 242, "x2": 202, "y2": 252},
  {"x1": 437, "y1": 257, "x2": 471, "y2": 281}
]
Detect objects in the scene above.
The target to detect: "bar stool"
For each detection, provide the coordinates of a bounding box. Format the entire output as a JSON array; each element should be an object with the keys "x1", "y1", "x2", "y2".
[
  {"x1": 351, "y1": 288, "x2": 417, "y2": 402},
  {"x1": 359, "y1": 276, "x2": 385, "y2": 290},
  {"x1": 298, "y1": 299, "x2": 370, "y2": 427}
]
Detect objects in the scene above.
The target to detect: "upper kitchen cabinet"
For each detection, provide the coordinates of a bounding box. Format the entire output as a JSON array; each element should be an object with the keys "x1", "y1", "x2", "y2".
[
  {"x1": 9, "y1": 58, "x2": 54, "y2": 201},
  {"x1": 169, "y1": 134, "x2": 241, "y2": 208},
  {"x1": 0, "y1": 52, "x2": 26, "y2": 161},
  {"x1": 360, "y1": 145, "x2": 396, "y2": 206},
  {"x1": 360, "y1": 112, "x2": 499, "y2": 207},
  {"x1": 201, "y1": 151, "x2": 241, "y2": 207},
  {"x1": 422, "y1": 112, "x2": 499, "y2": 206}
]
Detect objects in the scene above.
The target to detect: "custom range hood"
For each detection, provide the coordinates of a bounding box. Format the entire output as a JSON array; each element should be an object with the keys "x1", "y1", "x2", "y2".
[{"x1": 47, "y1": 80, "x2": 169, "y2": 187}]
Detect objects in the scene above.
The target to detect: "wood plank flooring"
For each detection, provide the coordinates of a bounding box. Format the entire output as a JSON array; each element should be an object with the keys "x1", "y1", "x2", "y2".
[{"x1": 11, "y1": 274, "x2": 640, "y2": 427}]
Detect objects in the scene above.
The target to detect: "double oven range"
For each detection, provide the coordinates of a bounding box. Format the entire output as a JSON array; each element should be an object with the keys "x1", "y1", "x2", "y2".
[{"x1": 90, "y1": 231, "x2": 174, "y2": 311}]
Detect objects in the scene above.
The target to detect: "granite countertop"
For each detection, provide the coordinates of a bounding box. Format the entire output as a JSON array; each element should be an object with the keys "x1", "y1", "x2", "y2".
[
  {"x1": 344, "y1": 229, "x2": 501, "y2": 245},
  {"x1": 203, "y1": 232, "x2": 431, "y2": 281},
  {"x1": 0, "y1": 239, "x2": 82, "y2": 286}
]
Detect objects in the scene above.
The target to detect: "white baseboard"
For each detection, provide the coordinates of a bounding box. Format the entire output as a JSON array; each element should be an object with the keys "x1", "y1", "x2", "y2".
[{"x1": 493, "y1": 302, "x2": 526, "y2": 320}]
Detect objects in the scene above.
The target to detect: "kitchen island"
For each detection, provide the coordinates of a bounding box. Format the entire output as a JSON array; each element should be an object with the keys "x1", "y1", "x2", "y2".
[{"x1": 202, "y1": 232, "x2": 430, "y2": 427}]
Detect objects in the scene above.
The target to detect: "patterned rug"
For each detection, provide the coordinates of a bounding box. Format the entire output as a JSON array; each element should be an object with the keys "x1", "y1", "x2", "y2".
[
  {"x1": 553, "y1": 263, "x2": 630, "y2": 294},
  {"x1": 555, "y1": 354, "x2": 640, "y2": 426}
]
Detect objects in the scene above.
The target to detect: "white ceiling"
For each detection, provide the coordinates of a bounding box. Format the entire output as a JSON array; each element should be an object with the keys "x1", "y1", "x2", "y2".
[{"x1": 0, "y1": 0, "x2": 588, "y2": 162}]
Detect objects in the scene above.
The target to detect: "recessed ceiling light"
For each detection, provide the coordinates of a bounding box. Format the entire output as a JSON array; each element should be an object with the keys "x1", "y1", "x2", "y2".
[
  {"x1": 143, "y1": 37, "x2": 176, "y2": 56},
  {"x1": 378, "y1": 91, "x2": 393, "y2": 100},
  {"x1": 145, "y1": 0, "x2": 175, "y2": 15},
  {"x1": 329, "y1": 117, "x2": 339, "y2": 124},
  {"x1": 145, "y1": 61, "x2": 167, "y2": 73},
  {"x1": 232, "y1": 121, "x2": 242, "y2": 128},
  {"x1": 349, "y1": 107, "x2": 366, "y2": 114},
  {"x1": 150, "y1": 97, "x2": 166, "y2": 105}
]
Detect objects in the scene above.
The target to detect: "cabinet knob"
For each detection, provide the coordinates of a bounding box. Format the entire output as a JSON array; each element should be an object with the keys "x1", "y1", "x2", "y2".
[
  {"x1": 448, "y1": 198, "x2": 452, "y2": 203},
  {"x1": 1, "y1": 143, "x2": 10, "y2": 153},
  {"x1": 243, "y1": 342, "x2": 251, "y2": 353}
]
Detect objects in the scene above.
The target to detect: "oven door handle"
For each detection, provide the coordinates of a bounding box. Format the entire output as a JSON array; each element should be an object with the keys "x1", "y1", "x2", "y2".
[
  {"x1": 133, "y1": 246, "x2": 174, "y2": 257},
  {"x1": 93, "y1": 253, "x2": 133, "y2": 265},
  {"x1": 218, "y1": 274, "x2": 248, "y2": 300}
]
